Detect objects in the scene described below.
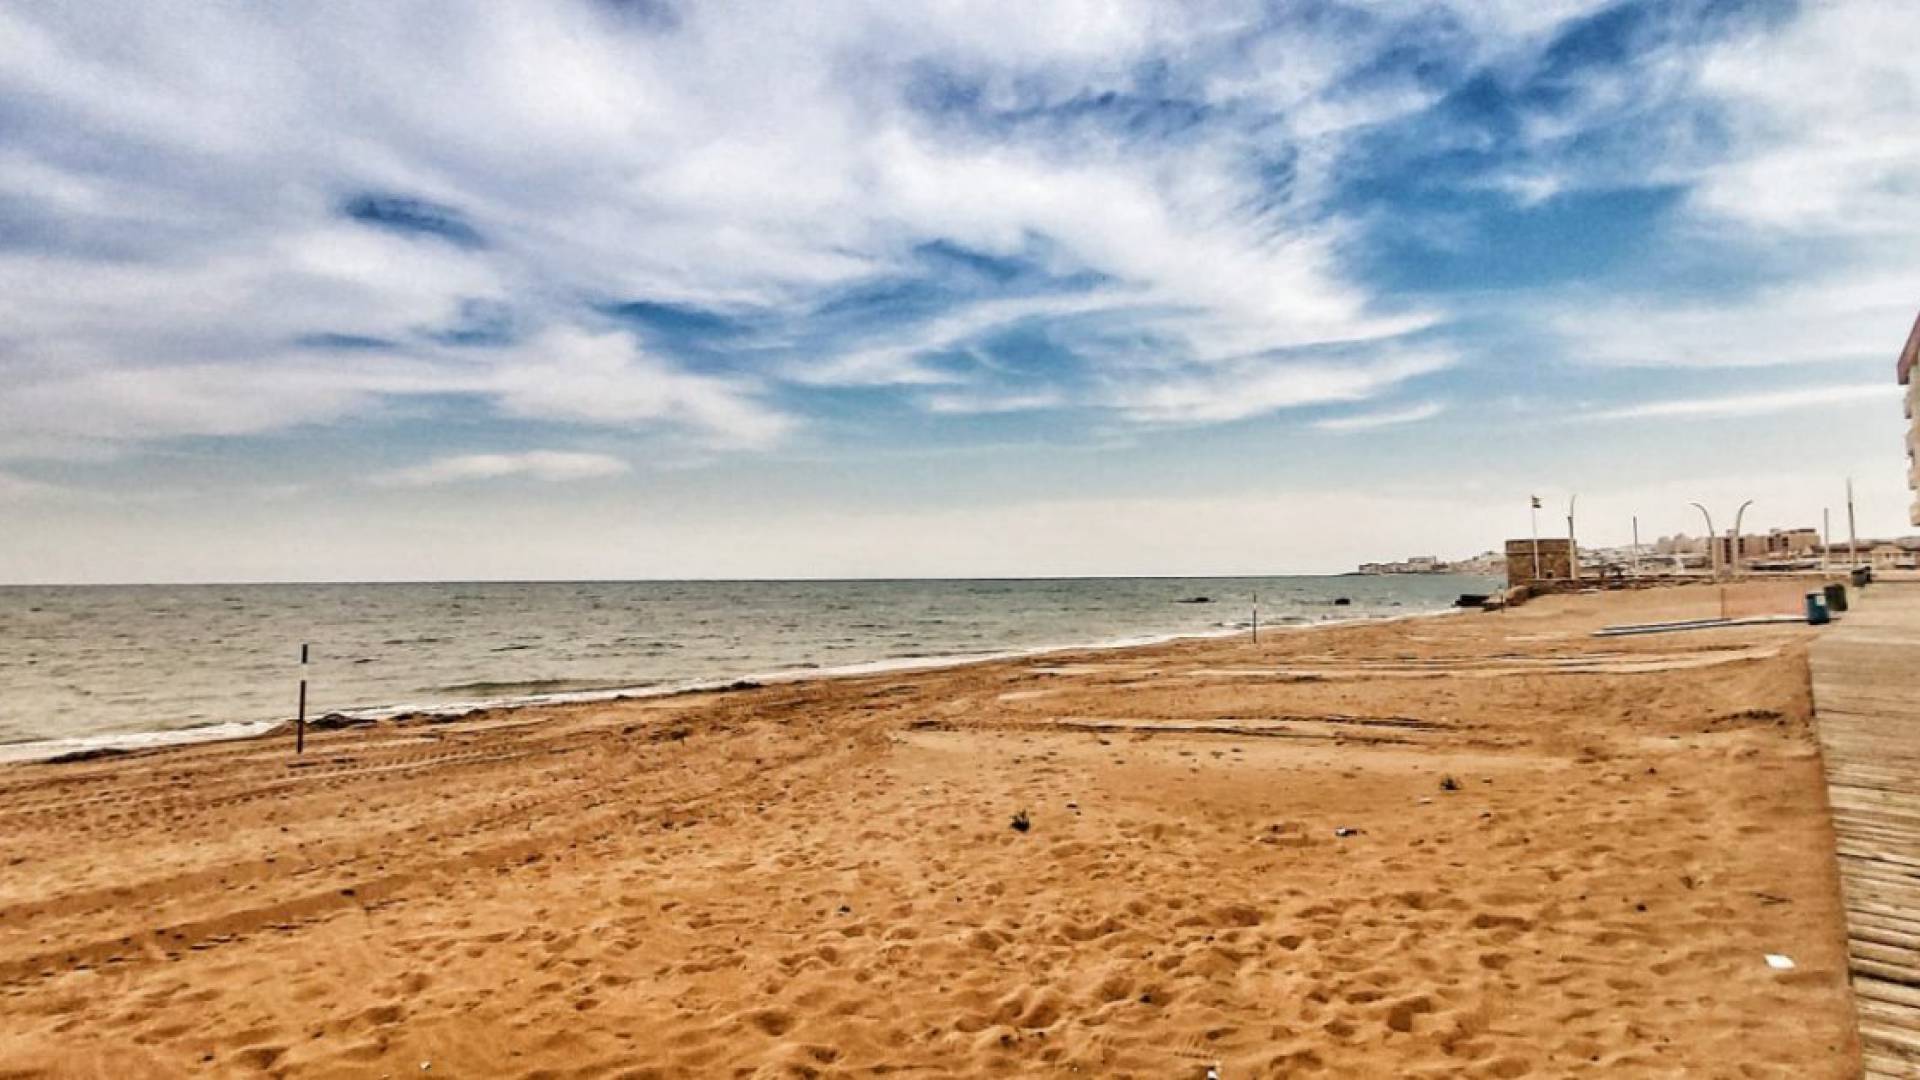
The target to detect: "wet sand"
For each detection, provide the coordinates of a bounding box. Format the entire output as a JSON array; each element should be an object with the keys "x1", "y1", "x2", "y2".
[{"x1": 0, "y1": 581, "x2": 1859, "y2": 1077}]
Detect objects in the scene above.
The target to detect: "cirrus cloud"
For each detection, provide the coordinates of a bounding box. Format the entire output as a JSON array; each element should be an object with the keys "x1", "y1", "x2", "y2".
[{"x1": 373, "y1": 450, "x2": 630, "y2": 487}]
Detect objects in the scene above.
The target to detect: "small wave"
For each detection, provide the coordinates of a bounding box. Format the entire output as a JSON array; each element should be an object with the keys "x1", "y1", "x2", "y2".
[{"x1": 432, "y1": 678, "x2": 646, "y2": 697}]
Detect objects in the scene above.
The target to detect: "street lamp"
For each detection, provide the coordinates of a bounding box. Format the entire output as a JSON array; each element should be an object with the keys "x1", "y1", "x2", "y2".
[
  {"x1": 1690, "y1": 502, "x2": 1717, "y2": 580},
  {"x1": 1729, "y1": 499, "x2": 1754, "y2": 578}
]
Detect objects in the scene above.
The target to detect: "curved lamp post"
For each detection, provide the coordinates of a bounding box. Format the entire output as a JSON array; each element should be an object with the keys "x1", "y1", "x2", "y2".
[
  {"x1": 1690, "y1": 502, "x2": 1717, "y2": 580},
  {"x1": 1730, "y1": 499, "x2": 1754, "y2": 578}
]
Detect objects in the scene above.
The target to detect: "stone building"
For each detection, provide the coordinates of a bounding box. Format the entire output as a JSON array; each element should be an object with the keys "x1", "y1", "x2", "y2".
[{"x1": 1505, "y1": 537, "x2": 1575, "y2": 588}]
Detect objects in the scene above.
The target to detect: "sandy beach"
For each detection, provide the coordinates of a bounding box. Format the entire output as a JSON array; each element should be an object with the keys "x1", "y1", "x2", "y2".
[{"x1": 0, "y1": 581, "x2": 1859, "y2": 1077}]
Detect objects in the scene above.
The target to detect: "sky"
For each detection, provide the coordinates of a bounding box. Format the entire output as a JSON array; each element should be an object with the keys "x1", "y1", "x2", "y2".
[{"x1": 1, "y1": 0, "x2": 1917, "y2": 583}]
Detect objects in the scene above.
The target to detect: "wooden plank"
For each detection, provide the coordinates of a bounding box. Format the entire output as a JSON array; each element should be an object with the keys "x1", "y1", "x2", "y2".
[
  {"x1": 1853, "y1": 940, "x2": 1920, "y2": 971},
  {"x1": 1858, "y1": 1009, "x2": 1920, "y2": 1059},
  {"x1": 1848, "y1": 906, "x2": 1920, "y2": 937},
  {"x1": 1856, "y1": 976, "x2": 1920, "y2": 1011},
  {"x1": 1835, "y1": 841, "x2": 1920, "y2": 864},
  {"x1": 1840, "y1": 862, "x2": 1920, "y2": 891},
  {"x1": 1849, "y1": 897, "x2": 1920, "y2": 929},
  {"x1": 1855, "y1": 924, "x2": 1920, "y2": 954},
  {"x1": 1843, "y1": 882, "x2": 1920, "y2": 914},
  {"x1": 1853, "y1": 955, "x2": 1920, "y2": 989}
]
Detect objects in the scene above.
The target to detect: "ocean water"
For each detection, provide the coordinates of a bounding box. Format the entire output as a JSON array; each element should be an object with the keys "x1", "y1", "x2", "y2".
[{"x1": 0, "y1": 575, "x2": 1496, "y2": 759}]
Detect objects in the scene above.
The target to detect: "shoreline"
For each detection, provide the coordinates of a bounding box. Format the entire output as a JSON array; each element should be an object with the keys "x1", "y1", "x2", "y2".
[{"x1": 0, "y1": 603, "x2": 1469, "y2": 766}]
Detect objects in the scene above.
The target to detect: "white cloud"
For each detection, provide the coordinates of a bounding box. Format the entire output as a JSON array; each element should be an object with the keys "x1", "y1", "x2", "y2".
[
  {"x1": 487, "y1": 328, "x2": 793, "y2": 450},
  {"x1": 1314, "y1": 401, "x2": 1446, "y2": 432},
  {"x1": 920, "y1": 389, "x2": 1066, "y2": 415},
  {"x1": 373, "y1": 450, "x2": 628, "y2": 487},
  {"x1": 1589, "y1": 383, "x2": 1898, "y2": 422},
  {"x1": 1106, "y1": 350, "x2": 1453, "y2": 425},
  {"x1": 0, "y1": 0, "x2": 1465, "y2": 464},
  {"x1": 0, "y1": 328, "x2": 793, "y2": 459},
  {"x1": 1687, "y1": 3, "x2": 1920, "y2": 238},
  {"x1": 0, "y1": 362, "x2": 389, "y2": 444},
  {"x1": 0, "y1": 470, "x2": 61, "y2": 502},
  {"x1": 1553, "y1": 270, "x2": 1920, "y2": 371},
  {"x1": 1511, "y1": 3, "x2": 1920, "y2": 386},
  {"x1": 789, "y1": 292, "x2": 1129, "y2": 388}
]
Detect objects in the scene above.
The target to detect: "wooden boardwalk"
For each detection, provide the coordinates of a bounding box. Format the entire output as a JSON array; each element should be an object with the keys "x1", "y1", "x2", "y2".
[{"x1": 1812, "y1": 581, "x2": 1920, "y2": 1077}]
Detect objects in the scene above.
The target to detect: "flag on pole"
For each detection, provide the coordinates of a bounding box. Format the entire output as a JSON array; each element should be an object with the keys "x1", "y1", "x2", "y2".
[{"x1": 1530, "y1": 495, "x2": 1541, "y2": 509}]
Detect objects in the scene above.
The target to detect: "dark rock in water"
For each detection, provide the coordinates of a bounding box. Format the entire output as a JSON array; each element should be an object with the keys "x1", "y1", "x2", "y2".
[
  {"x1": 1174, "y1": 596, "x2": 1213, "y2": 604},
  {"x1": 1332, "y1": 597, "x2": 1352, "y2": 606},
  {"x1": 46, "y1": 747, "x2": 129, "y2": 764},
  {"x1": 1455, "y1": 593, "x2": 1491, "y2": 609},
  {"x1": 720, "y1": 679, "x2": 764, "y2": 692},
  {"x1": 308, "y1": 712, "x2": 375, "y2": 731}
]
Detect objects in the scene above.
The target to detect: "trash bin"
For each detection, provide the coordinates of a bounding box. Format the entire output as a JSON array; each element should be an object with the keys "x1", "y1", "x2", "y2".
[
  {"x1": 1805, "y1": 592, "x2": 1831, "y2": 625},
  {"x1": 1851, "y1": 566, "x2": 1872, "y2": 588},
  {"x1": 1824, "y1": 582, "x2": 1849, "y2": 613}
]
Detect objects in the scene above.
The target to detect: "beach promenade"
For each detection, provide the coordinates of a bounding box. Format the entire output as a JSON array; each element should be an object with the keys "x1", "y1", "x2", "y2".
[{"x1": 1812, "y1": 580, "x2": 1920, "y2": 1077}]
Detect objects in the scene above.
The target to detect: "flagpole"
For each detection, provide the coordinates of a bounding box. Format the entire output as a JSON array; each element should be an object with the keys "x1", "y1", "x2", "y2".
[{"x1": 1530, "y1": 497, "x2": 1541, "y2": 581}]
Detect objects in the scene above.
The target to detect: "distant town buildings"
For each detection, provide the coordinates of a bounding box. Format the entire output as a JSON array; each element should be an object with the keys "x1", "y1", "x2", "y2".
[
  {"x1": 1356, "y1": 552, "x2": 1504, "y2": 576},
  {"x1": 1653, "y1": 533, "x2": 1704, "y2": 556},
  {"x1": 1711, "y1": 527, "x2": 1820, "y2": 567},
  {"x1": 1494, "y1": 523, "x2": 1917, "y2": 587},
  {"x1": 1767, "y1": 528, "x2": 1823, "y2": 556},
  {"x1": 1449, "y1": 551, "x2": 1508, "y2": 576}
]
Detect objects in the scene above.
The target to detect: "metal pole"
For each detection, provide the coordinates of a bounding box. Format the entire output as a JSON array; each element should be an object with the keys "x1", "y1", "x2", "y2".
[
  {"x1": 296, "y1": 643, "x2": 308, "y2": 755},
  {"x1": 1251, "y1": 592, "x2": 1259, "y2": 644},
  {"x1": 1567, "y1": 494, "x2": 1579, "y2": 583},
  {"x1": 1690, "y1": 503, "x2": 1717, "y2": 581},
  {"x1": 1530, "y1": 498, "x2": 1541, "y2": 581},
  {"x1": 1631, "y1": 515, "x2": 1641, "y2": 579},
  {"x1": 1731, "y1": 500, "x2": 1753, "y2": 579},
  {"x1": 1823, "y1": 508, "x2": 1832, "y2": 573},
  {"x1": 1847, "y1": 478, "x2": 1859, "y2": 569}
]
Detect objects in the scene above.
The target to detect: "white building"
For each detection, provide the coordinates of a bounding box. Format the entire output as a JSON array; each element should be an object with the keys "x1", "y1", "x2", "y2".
[{"x1": 1903, "y1": 309, "x2": 1920, "y2": 526}]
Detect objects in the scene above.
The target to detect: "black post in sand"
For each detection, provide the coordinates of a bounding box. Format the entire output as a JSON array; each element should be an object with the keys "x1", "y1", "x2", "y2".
[{"x1": 296, "y1": 643, "x2": 308, "y2": 755}]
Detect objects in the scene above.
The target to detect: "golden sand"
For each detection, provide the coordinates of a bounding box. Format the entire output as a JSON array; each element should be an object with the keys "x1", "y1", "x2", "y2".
[{"x1": 0, "y1": 581, "x2": 1859, "y2": 1076}]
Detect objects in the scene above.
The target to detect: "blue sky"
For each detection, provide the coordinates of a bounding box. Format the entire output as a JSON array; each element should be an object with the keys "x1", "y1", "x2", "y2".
[{"x1": 1, "y1": 0, "x2": 1916, "y2": 582}]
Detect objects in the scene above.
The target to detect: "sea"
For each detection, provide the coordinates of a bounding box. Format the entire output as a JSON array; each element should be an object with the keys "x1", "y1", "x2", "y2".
[{"x1": 0, "y1": 574, "x2": 1497, "y2": 761}]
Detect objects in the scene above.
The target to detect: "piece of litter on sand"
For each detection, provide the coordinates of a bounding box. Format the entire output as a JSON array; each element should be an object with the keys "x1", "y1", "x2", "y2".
[
  {"x1": 1764, "y1": 953, "x2": 1795, "y2": 971},
  {"x1": 1206, "y1": 1067, "x2": 1220, "y2": 1080},
  {"x1": 1334, "y1": 827, "x2": 1362, "y2": 838}
]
